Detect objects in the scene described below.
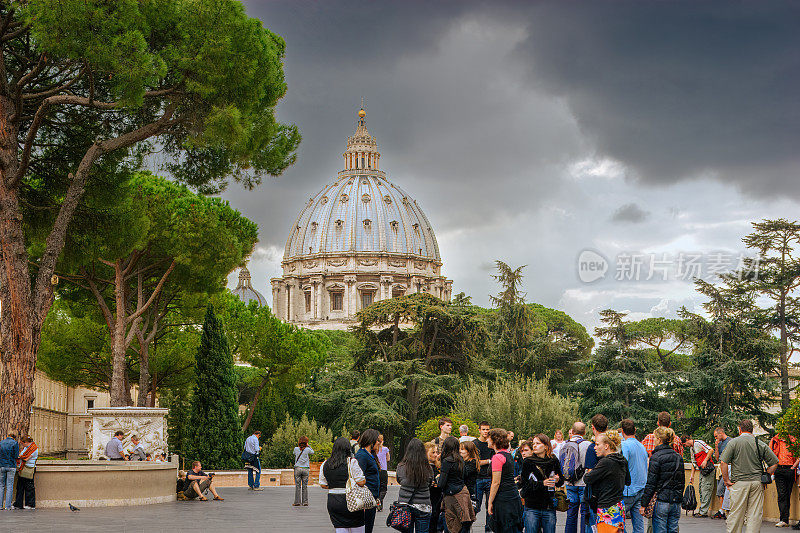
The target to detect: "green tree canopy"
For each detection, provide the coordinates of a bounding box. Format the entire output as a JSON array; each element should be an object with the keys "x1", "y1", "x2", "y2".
[{"x1": 0, "y1": 0, "x2": 298, "y2": 435}]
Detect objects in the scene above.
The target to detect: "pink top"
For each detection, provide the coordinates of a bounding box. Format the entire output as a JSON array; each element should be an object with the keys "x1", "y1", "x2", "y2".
[
  {"x1": 491, "y1": 448, "x2": 510, "y2": 472},
  {"x1": 376, "y1": 446, "x2": 389, "y2": 470}
]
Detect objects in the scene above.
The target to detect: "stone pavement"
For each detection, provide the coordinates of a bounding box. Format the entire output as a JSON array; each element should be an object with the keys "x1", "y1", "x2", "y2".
[{"x1": 1, "y1": 485, "x2": 788, "y2": 532}]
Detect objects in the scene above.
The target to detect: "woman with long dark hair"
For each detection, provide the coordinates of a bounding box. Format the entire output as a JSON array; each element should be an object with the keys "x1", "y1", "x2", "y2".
[
  {"x1": 439, "y1": 436, "x2": 476, "y2": 533},
  {"x1": 518, "y1": 434, "x2": 564, "y2": 533},
  {"x1": 397, "y1": 438, "x2": 435, "y2": 532},
  {"x1": 487, "y1": 428, "x2": 524, "y2": 533},
  {"x1": 355, "y1": 429, "x2": 381, "y2": 533},
  {"x1": 294, "y1": 435, "x2": 315, "y2": 506},
  {"x1": 320, "y1": 437, "x2": 367, "y2": 533},
  {"x1": 460, "y1": 440, "x2": 481, "y2": 501}
]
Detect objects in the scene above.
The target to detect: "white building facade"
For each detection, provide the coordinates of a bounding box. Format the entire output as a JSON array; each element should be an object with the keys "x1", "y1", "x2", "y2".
[{"x1": 271, "y1": 108, "x2": 452, "y2": 328}]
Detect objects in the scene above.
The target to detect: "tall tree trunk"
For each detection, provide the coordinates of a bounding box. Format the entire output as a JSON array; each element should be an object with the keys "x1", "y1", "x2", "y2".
[
  {"x1": 110, "y1": 260, "x2": 128, "y2": 406},
  {"x1": 0, "y1": 98, "x2": 38, "y2": 436},
  {"x1": 780, "y1": 293, "x2": 790, "y2": 410},
  {"x1": 137, "y1": 342, "x2": 150, "y2": 408},
  {"x1": 242, "y1": 373, "x2": 270, "y2": 432}
]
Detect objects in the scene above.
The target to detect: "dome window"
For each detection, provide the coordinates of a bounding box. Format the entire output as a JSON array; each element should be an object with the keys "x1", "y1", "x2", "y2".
[
  {"x1": 340, "y1": 194, "x2": 349, "y2": 203},
  {"x1": 335, "y1": 219, "x2": 344, "y2": 228},
  {"x1": 361, "y1": 194, "x2": 371, "y2": 203},
  {"x1": 362, "y1": 179, "x2": 369, "y2": 185},
  {"x1": 321, "y1": 195, "x2": 328, "y2": 204},
  {"x1": 363, "y1": 219, "x2": 372, "y2": 229},
  {"x1": 384, "y1": 195, "x2": 392, "y2": 204},
  {"x1": 390, "y1": 220, "x2": 399, "y2": 230}
]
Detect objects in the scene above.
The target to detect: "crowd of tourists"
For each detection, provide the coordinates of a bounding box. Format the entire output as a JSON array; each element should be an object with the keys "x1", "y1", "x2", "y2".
[{"x1": 304, "y1": 413, "x2": 794, "y2": 533}]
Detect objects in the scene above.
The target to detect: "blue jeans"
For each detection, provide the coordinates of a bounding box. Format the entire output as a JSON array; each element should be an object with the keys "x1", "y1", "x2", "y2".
[
  {"x1": 475, "y1": 478, "x2": 492, "y2": 531},
  {"x1": 524, "y1": 508, "x2": 556, "y2": 533},
  {"x1": 565, "y1": 486, "x2": 588, "y2": 533},
  {"x1": 410, "y1": 508, "x2": 431, "y2": 532},
  {"x1": 624, "y1": 489, "x2": 644, "y2": 533},
  {"x1": 0, "y1": 467, "x2": 15, "y2": 509},
  {"x1": 652, "y1": 501, "x2": 679, "y2": 533},
  {"x1": 248, "y1": 456, "x2": 261, "y2": 488}
]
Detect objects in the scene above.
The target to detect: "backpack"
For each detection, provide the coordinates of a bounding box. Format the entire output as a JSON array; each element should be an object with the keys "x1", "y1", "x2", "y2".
[
  {"x1": 681, "y1": 484, "x2": 697, "y2": 513},
  {"x1": 560, "y1": 438, "x2": 586, "y2": 483}
]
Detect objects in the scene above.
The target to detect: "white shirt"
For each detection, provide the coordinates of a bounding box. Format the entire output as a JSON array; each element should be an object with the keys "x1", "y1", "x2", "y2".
[
  {"x1": 319, "y1": 458, "x2": 364, "y2": 494},
  {"x1": 459, "y1": 435, "x2": 476, "y2": 443},
  {"x1": 244, "y1": 434, "x2": 260, "y2": 455}
]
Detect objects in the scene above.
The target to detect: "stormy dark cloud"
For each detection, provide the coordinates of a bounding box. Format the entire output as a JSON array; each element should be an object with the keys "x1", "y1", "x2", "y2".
[
  {"x1": 213, "y1": 1, "x2": 800, "y2": 332},
  {"x1": 514, "y1": 1, "x2": 800, "y2": 194},
  {"x1": 611, "y1": 203, "x2": 649, "y2": 224}
]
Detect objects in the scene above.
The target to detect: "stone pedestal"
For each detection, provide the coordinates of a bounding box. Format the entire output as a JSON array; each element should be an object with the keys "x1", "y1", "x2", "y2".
[{"x1": 88, "y1": 407, "x2": 169, "y2": 459}]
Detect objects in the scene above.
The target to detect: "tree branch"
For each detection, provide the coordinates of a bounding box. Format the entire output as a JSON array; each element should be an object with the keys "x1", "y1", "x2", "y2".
[{"x1": 126, "y1": 259, "x2": 176, "y2": 324}]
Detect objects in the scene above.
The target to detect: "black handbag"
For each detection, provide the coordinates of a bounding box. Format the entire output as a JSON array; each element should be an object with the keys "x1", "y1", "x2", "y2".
[
  {"x1": 386, "y1": 486, "x2": 418, "y2": 532},
  {"x1": 755, "y1": 436, "x2": 772, "y2": 485}
]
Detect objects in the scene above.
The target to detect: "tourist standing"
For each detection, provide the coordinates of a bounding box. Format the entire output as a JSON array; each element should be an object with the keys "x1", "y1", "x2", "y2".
[
  {"x1": 518, "y1": 434, "x2": 563, "y2": 533},
  {"x1": 105, "y1": 430, "x2": 125, "y2": 460},
  {"x1": 642, "y1": 412, "x2": 683, "y2": 457},
  {"x1": 397, "y1": 438, "x2": 434, "y2": 532},
  {"x1": 460, "y1": 439, "x2": 481, "y2": 502},
  {"x1": 640, "y1": 427, "x2": 685, "y2": 533},
  {"x1": 376, "y1": 434, "x2": 390, "y2": 511},
  {"x1": 425, "y1": 441, "x2": 443, "y2": 533},
  {"x1": 474, "y1": 421, "x2": 495, "y2": 532},
  {"x1": 583, "y1": 431, "x2": 629, "y2": 533},
  {"x1": 486, "y1": 428, "x2": 524, "y2": 533},
  {"x1": 320, "y1": 437, "x2": 366, "y2": 533},
  {"x1": 244, "y1": 430, "x2": 262, "y2": 491},
  {"x1": 460, "y1": 425, "x2": 476, "y2": 443},
  {"x1": 355, "y1": 429, "x2": 381, "y2": 533},
  {"x1": 583, "y1": 414, "x2": 609, "y2": 530},
  {"x1": 551, "y1": 430, "x2": 565, "y2": 459},
  {"x1": 719, "y1": 419, "x2": 778, "y2": 533},
  {"x1": 713, "y1": 426, "x2": 733, "y2": 519},
  {"x1": 294, "y1": 436, "x2": 315, "y2": 506},
  {"x1": 434, "y1": 418, "x2": 454, "y2": 451},
  {"x1": 350, "y1": 430, "x2": 361, "y2": 455},
  {"x1": 0, "y1": 432, "x2": 18, "y2": 510},
  {"x1": 769, "y1": 433, "x2": 796, "y2": 527},
  {"x1": 13, "y1": 435, "x2": 38, "y2": 510},
  {"x1": 560, "y1": 421, "x2": 592, "y2": 533},
  {"x1": 439, "y1": 436, "x2": 476, "y2": 533},
  {"x1": 681, "y1": 434, "x2": 715, "y2": 517},
  {"x1": 620, "y1": 419, "x2": 648, "y2": 533}
]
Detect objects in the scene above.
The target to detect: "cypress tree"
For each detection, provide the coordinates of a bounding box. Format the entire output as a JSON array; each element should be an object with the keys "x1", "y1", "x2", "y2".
[{"x1": 186, "y1": 304, "x2": 242, "y2": 468}]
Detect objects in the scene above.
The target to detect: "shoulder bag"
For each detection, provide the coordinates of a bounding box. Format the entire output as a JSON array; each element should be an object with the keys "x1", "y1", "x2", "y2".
[
  {"x1": 294, "y1": 447, "x2": 309, "y2": 467},
  {"x1": 755, "y1": 437, "x2": 772, "y2": 485},
  {"x1": 346, "y1": 458, "x2": 377, "y2": 512},
  {"x1": 19, "y1": 464, "x2": 35, "y2": 479},
  {"x1": 386, "y1": 486, "x2": 417, "y2": 531}
]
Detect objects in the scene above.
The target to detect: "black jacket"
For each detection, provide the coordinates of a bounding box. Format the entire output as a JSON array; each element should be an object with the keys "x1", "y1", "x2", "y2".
[
  {"x1": 642, "y1": 443, "x2": 685, "y2": 506},
  {"x1": 438, "y1": 457, "x2": 466, "y2": 496},
  {"x1": 518, "y1": 455, "x2": 564, "y2": 510},
  {"x1": 583, "y1": 452, "x2": 630, "y2": 509}
]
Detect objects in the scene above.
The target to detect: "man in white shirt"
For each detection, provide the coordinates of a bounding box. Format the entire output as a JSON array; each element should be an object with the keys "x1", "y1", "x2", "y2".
[
  {"x1": 458, "y1": 424, "x2": 475, "y2": 443},
  {"x1": 243, "y1": 430, "x2": 262, "y2": 491},
  {"x1": 682, "y1": 434, "x2": 715, "y2": 517}
]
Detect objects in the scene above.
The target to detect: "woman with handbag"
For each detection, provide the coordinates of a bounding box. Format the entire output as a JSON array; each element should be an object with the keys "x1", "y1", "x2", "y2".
[
  {"x1": 396, "y1": 438, "x2": 434, "y2": 532},
  {"x1": 320, "y1": 437, "x2": 367, "y2": 533},
  {"x1": 518, "y1": 434, "x2": 564, "y2": 533},
  {"x1": 14, "y1": 435, "x2": 37, "y2": 510},
  {"x1": 355, "y1": 429, "x2": 381, "y2": 533},
  {"x1": 639, "y1": 427, "x2": 684, "y2": 533},
  {"x1": 583, "y1": 431, "x2": 630, "y2": 533},
  {"x1": 293, "y1": 436, "x2": 315, "y2": 506},
  {"x1": 486, "y1": 428, "x2": 524, "y2": 533},
  {"x1": 439, "y1": 436, "x2": 476, "y2": 533}
]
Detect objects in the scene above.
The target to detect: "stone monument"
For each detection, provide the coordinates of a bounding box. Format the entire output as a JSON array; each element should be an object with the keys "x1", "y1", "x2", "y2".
[{"x1": 88, "y1": 407, "x2": 169, "y2": 459}]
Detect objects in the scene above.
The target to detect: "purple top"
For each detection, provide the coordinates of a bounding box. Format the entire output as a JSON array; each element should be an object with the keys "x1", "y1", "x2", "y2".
[{"x1": 376, "y1": 446, "x2": 390, "y2": 470}]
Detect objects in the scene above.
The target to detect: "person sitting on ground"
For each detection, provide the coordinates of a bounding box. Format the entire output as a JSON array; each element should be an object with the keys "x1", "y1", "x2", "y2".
[
  {"x1": 105, "y1": 430, "x2": 125, "y2": 460},
  {"x1": 182, "y1": 461, "x2": 223, "y2": 501},
  {"x1": 128, "y1": 435, "x2": 146, "y2": 461}
]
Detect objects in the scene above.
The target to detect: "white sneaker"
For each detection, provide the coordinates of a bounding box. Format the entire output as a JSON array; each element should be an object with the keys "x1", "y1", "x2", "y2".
[
  {"x1": 776, "y1": 521, "x2": 788, "y2": 527},
  {"x1": 23, "y1": 506, "x2": 35, "y2": 510}
]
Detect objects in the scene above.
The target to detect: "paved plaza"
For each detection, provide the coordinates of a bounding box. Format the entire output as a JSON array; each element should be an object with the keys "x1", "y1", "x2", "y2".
[{"x1": 0, "y1": 485, "x2": 788, "y2": 532}]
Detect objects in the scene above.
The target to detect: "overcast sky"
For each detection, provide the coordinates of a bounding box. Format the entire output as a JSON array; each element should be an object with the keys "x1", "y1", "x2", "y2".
[{"x1": 210, "y1": 0, "x2": 800, "y2": 334}]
